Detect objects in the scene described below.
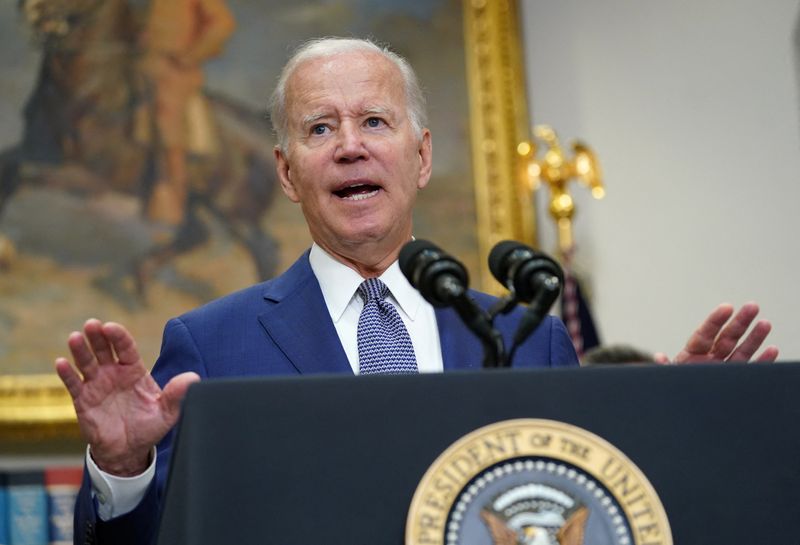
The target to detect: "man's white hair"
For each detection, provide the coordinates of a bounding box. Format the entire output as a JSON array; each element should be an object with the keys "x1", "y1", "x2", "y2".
[{"x1": 268, "y1": 37, "x2": 427, "y2": 152}]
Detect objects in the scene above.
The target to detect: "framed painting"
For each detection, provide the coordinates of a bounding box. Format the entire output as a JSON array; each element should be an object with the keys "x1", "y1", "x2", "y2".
[{"x1": 0, "y1": 0, "x2": 534, "y2": 440}]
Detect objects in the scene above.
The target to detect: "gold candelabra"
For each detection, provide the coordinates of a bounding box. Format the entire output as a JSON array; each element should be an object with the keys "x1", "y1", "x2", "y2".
[{"x1": 525, "y1": 125, "x2": 605, "y2": 255}]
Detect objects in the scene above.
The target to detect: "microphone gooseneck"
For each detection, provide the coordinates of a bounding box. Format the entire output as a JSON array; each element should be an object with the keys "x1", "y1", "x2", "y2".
[
  {"x1": 400, "y1": 240, "x2": 505, "y2": 367},
  {"x1": 488, "y1": 241, "x2": 564, "y2": 364}
]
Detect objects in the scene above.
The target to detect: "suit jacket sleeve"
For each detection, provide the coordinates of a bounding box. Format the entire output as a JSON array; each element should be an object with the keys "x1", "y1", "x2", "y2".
[
  {"x1": 461, "y1": 290, "x2": 580, "y2": 369},
  {"x1": 74, "y1": 317, "x2": 208, "y2": 545},
  {"x1": 503, "y1": 314, "x2": 579, "y2": 369}
]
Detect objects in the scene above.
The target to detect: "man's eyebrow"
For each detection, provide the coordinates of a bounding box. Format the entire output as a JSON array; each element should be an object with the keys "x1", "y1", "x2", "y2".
[
  {"x1": 362, "y1": 106, "x2": 392, "y2": 117},
  {"x1": 300, "y1": 107, "x2": 394, "y2": 127},
  {"x1": 301, "y1": 112, "x2": 329, "y2": 127}
]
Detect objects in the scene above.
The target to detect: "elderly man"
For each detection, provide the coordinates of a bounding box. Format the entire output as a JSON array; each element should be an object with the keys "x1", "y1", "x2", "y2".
[{"x1": 56, "y1": 37, "x2": 778, "y2": 545}]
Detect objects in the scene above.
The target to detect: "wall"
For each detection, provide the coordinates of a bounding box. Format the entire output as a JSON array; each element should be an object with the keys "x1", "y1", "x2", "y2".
[{"x1": 521, "y1": 0, "x2": 800, "y2": 359}]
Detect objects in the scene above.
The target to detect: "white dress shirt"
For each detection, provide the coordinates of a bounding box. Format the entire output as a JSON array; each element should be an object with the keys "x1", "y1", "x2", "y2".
[
  {"x1": 309, "y1": 243, "x2": 443, "y2": 374},
  {"x1": 89, "y1": 243, "x2": 443, "y2": 519}
]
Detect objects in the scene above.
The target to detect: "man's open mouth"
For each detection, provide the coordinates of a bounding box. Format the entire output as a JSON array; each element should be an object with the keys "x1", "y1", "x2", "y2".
[{"x1": 333, "y1": 183, "x2": 381, "y2": 201}]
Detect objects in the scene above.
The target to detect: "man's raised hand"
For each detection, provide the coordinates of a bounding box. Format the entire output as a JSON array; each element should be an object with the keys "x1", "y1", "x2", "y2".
[
  {"x1": 55, "y1": 319, "x2": 199, "y2": 476},
  {"x1": 654, "y1": 302, "x2": 779, "y2": 364}
]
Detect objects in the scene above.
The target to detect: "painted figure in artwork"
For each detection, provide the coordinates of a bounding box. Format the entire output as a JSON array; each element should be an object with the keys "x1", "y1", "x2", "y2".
[
  {"x1": 137, "y1": 0, "x2": 236, "y2": 227},
  {"x1": 0, "y1": 0, "x2": 279, "y2": 304}
]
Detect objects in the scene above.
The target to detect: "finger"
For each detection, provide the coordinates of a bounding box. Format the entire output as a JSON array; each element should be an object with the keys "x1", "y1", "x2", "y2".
[
  {"x1": 67, "y1": 330, "x2": 100, "y2": 380},
  {"x1": 726, "y1": 319, "x2": 770, "y2": 362},
  {"x1": 709, "y1": 303, "x2": 760, "y2": 360},
  {"x1": 684, "y1": 303, "x2": 734, "y2": 355},
  {"x1": 653, "y1": 352, "x2": 671, "y2": 365},
  {"x1": 102, "y1": 322, "x2": 141, "y2": 366},
  {"x1": 83, "y1": 318, "x2": 116, "y2": 366},
  {"x1": 161, "y1": 372, "x2": 201, "y2": 426},
  {"x1": 755, "y1": 345, "x2": 779, "y2": 363},
  {"x1": 55, "y1": 357, "x2": 83, "y2": 399}
]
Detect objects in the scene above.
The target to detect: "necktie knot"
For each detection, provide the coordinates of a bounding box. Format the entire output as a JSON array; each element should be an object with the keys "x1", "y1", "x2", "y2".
[{"x1": 359, "y1": 277, "x2": 388, "y2": 304}]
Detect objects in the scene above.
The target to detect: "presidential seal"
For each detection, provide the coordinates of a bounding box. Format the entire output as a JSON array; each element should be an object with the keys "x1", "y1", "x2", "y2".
[{"x1": 406, "y1": 419, "x2": 671, "y2": 545}]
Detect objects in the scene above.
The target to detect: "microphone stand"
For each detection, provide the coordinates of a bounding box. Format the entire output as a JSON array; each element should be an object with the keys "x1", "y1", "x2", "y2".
[
  {"x1": 439, "y1": 276, "x2": 507, "y2": 368},
  {"x1": 485, "y1": 274, "x2": 561, "y2": 368}
]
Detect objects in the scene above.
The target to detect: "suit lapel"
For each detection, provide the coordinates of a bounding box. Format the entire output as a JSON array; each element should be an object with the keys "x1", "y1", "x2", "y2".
[
  {"x1": 257, "y1": 254, "x2": 353, "y2": 376},
  {"x1": 259, "y1": 253, "x2": 486, "y2": 374}
]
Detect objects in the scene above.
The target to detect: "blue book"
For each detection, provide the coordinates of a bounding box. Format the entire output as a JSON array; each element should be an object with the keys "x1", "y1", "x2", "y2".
[
  {"x1": 7, "y1": 471, "x2": 47, "y2": 545},
  {"x1": 0, "y1": 472, "x2": 9, "y2": 545},
  {"x1": 44, "y1": 467, "x2": 82, "y2": 545}
]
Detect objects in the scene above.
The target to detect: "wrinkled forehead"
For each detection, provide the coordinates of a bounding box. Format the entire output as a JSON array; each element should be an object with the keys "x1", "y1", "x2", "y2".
[{"x1": 284, "y1": 50, "x2": 406, "y2": 109}]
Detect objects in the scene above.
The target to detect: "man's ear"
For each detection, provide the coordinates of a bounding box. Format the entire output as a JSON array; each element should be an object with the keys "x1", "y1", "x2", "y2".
[
  {"x1": 274, "y1": 146, "x2": 300, "y2": 203},
  {"x1": 416, "y1": 129, "x2": 432, "y2": 190}
]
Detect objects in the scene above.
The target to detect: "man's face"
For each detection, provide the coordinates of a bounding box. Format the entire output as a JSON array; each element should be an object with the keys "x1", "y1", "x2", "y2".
[{"x1": 275, "y1": 50, "x2": 432, "y2": 265}]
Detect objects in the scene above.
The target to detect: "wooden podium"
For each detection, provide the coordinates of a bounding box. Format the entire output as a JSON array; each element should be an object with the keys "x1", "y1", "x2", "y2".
[{"x1": 157, "y1": 363, "x2": 800, "y2": 544}]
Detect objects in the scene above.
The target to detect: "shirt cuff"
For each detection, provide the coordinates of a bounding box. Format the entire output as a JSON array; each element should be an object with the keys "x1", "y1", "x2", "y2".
[{"x1": 85, "y1": 445, "x2": 157, "y2": 521}]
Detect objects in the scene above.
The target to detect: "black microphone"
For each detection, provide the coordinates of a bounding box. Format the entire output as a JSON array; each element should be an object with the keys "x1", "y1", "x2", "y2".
[
  {"x1": 399, "y1": 239, "x2": 469, "y2": 307},
  {"x1": 488, "y1": 241, "x2": 563, "y2": 303},
  {"x1": 400, "y1": 239, "x2": 506, "y2": 367},
  {"x1": 488, "y1": 241, "x2": 564, "y2": 352}
]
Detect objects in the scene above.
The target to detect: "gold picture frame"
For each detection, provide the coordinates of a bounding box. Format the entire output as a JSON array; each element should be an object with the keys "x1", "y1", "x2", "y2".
[
  {"x1": 0, "y1": 0, "x2": 535, "y2": 443},
  {"x1": 0, "y1": 374, "x2": 82, "y2": 448}
]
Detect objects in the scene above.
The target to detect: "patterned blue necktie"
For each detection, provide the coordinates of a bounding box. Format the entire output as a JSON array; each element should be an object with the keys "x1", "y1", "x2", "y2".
[{"x1": 357, "y1": 278, "x2": 418, "y2": 375}]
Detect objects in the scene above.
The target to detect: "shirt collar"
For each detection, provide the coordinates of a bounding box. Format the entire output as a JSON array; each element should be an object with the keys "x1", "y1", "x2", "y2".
[{"x1": 309, "y1": 243, "x2": 425, "y2": 322}]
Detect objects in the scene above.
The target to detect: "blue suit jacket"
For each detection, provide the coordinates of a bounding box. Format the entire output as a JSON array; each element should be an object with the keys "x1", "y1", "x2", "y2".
[{"x1": 75, "y1": 252, "x2": 579, "y2": 545}]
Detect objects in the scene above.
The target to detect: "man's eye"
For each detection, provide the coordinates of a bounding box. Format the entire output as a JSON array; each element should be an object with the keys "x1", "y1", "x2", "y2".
[
  {"x1": 365, "y1": 117, "x2": 384, "y2": 128},
  {"x1": 311, "y1": 124, "x2": 328, "y2": 135}
]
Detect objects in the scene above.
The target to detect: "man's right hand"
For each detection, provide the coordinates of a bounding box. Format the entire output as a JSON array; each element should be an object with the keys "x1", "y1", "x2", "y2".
[{"x1": 55, "y1": 319, "x2": 200, "y2": 477}]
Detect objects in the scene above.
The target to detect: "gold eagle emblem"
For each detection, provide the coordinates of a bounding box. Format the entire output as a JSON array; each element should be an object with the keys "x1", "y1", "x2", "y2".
[{"x1": 480, "y1": 506, "x2": 589, "y2": 545}]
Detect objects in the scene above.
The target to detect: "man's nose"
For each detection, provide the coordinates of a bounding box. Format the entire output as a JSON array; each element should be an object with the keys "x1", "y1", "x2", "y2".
[{"x1": 333, "y1": 123, "x2": 369, "y2": 163}]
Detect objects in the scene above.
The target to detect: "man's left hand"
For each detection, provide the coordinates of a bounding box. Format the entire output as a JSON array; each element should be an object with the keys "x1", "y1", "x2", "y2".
[{"x1": 654, "y1": 302, "x2": 779, "y2": 364}]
